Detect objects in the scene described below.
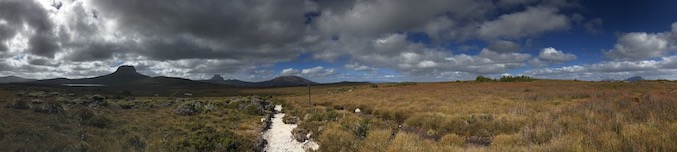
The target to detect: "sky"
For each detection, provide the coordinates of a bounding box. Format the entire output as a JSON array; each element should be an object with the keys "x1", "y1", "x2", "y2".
[{"x1": 1, "y1": 0, "x2": 677, "y2": 83}]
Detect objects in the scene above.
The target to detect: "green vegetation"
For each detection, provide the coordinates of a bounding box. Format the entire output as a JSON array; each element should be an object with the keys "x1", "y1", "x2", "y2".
[
  {"x1": 475, "y1": 76, "x2": 494, "y2": 82},
  {"x1": 476, "y1": 75, "x2": 536, "y2": 82},
  {"x1": 385, "y1": 82, "x2": 417, "y2": 87},
  {"x1": 0, "y1": 89, "x2": 272, "y2": 151},
  {"x1": 499, "y1": 75, "x2": 536, "y2": 82}
]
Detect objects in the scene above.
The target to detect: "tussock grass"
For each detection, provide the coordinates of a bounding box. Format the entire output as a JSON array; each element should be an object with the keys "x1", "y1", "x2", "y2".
[
  {"x1": 277, "y1": 80, "x2": 677, "y2": 151},
  {"x1": 0, "y1": 92, "x2": 270, "y2": 151}
]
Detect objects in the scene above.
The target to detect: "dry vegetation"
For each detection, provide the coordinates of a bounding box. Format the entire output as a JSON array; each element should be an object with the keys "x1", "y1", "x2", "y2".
[
  {"x1": 1, "y1": 80, "x2": 676, "y2": 151},
  {"x1": 0, "y1": 87, "x2": 274, "y2": 151},
  {"x1": 278, "y1": 80, "x2": 677, "y2": 151}
]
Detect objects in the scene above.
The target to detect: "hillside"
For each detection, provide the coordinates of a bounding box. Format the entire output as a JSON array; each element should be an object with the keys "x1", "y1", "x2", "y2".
[{"x1": 0, "y1": 76, "x2": 35, "y2": 83}]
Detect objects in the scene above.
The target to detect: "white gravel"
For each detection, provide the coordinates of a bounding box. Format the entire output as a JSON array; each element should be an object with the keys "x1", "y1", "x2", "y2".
[{"x1": 264, "y1": 105, "x2": 319, "y2": 152}]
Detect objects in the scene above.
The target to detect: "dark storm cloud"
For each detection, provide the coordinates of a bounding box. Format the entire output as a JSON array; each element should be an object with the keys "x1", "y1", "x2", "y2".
[
  {"x1": 90, "y1": 0, "x2": 310, "y2": 60},
  {"x1": 0, "y1": 25, "x2": 15, "y2": 52},
  {"x1": 0, "y1": 0, "x2": 59, "y2": 57},
  {"x1": 67, "y1": 42, "x2": 121, "y2": 61}
]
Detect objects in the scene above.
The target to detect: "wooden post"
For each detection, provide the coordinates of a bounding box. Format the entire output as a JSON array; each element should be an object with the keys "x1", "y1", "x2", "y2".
[{"x1": 308, "y1": 84, "x2": 311, "y2": 108}]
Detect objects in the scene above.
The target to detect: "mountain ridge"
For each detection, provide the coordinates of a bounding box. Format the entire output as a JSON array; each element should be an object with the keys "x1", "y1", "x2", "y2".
[
  {"x1": 200, "y1": 75, "x2": 316, "y2": 87},
  {"x1": 0, "y1": 76, "x2": 36, "y2": 83}
]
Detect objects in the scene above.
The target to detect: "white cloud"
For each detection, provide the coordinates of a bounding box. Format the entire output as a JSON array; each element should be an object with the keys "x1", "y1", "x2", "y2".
[
  {"x1": 345, "y1": 62, "x2": 376, "y2": 71},
  {"x1": 538, "y1": 47, "x2": 576, "y2": 62},
  {"x1": 478, "y1": 6, "x2": 570, "y2": 39},
  {"x1": 525, "y1": 58, "x2": 671, "y2": 80},
  {"x1": 528, "y1": 47, "x2": 576, "y2": 67},
  {"x1": 281, "y1": 66, "x2": 336, "y2": 78},
  {"x1": 301, "y1": 66, "x2": 336, "y2": 77},
  {"x1": 528, "y1": 58, "x2": 548, "y2": 67},
  {"x1": 605, "y1": 32, "x2": 673, "y2": 60},
  {"x1": 280, "y1": 68, "x2": 300, "y2": 76}
]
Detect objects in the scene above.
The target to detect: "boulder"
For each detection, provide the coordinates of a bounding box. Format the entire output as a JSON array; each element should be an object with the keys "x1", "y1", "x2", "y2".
[
  {"x1": 31, "y1": 99, "x2": 43, "y2": 104},
  {"x1": 159, "y1": 101, "x2": 174, "y2": 108},
  {"x1": 173, "y1": 101, "x2": 206, "y2": 116},
  {"x1": 292, "y1": 128, "x2": 309, "y2": 142}
]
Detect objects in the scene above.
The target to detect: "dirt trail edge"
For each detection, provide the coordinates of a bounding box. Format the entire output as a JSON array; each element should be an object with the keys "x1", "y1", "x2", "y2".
[{"x1": 263, "y1": 105, "x2": 319, "y2": 152}]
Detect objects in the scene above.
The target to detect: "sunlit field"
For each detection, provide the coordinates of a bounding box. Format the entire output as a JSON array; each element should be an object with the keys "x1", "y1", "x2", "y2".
[{"x1": 277, "y1": 80, "x2": 677, "y2": 151}]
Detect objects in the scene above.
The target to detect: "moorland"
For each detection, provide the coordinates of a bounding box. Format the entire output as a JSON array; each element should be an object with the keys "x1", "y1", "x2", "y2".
[{"x1": 0, "y1": 66, "x2": 676, "y2": 151}]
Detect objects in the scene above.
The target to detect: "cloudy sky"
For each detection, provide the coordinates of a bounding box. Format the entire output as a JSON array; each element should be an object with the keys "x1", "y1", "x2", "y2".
[{"x1": 1, "y1": 0, "x2": 676, "y2": 82}]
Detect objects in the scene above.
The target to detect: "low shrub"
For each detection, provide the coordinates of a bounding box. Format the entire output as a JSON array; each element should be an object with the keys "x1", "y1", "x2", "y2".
[
  {"x1": 74, "y1": 108, "x2": 112, "y2": 128},
  {"x1": 318, "y1": 124, "x2": 358, "y2": 152},
  {"x1": 359, "y1": 129, "x2": 392, "y2": 151},
  {"x1": 439, "y1": 133, "x2": 464, "y2": 147},
  {"x1": 492, "y1": 134, "x2": 521, "y2": 147},
  {"x1": 6, "y1": 99, "x2": 30, "y2": 110}
]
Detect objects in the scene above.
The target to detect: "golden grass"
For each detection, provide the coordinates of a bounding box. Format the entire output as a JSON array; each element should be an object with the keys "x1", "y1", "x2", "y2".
[{"x1": 275, "y1": 80, "x2": 677, "y2": 151}]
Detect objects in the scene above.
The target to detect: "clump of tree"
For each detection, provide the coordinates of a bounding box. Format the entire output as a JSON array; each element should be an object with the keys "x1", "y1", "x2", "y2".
[
  {"x1": 475, "y1": 75, "x2": 536, "y2": 82},
  {"x1": 475, "y1": 76, "x2": 495, "y2": 82},
  {"x1": 499, "y1": 75, "x2": 535, "y2": 82}
]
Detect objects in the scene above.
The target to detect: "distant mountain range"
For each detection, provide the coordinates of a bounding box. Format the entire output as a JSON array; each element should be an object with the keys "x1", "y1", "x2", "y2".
[
  {"x1": 0, "y1": 76, "x2": 36, "y2": 83},
  {"x1": 601, "y1": 76, "x2": 646, "y2": 82},
  {"x1": 624, "y1": 76, "x2": 645, "y2": 82},
  {"x1": 0, "y1": 65, "x2": 319, "y2": 88},
  {"x1": 200, "y1": 74, "x2": 317, "y2": 87},
  {"x1": 31, "y1": 65, "x2": 217, "y2": 88}
]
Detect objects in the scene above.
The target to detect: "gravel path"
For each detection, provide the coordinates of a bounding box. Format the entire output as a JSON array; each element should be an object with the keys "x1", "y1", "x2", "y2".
[{"x1": 263, "y1": 105, "x2": 319, "y2": 152}]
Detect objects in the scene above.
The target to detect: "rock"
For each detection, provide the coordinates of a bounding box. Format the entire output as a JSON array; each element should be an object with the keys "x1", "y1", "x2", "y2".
[
  {"x1": 292, "y1": 128, "x2": 309, "y2": 142},
  {"x1": 283, "y1": 116, "x2": 299, "y2": 124},
  {"x1": 31, "y1": 99, "x2": 43, "y2": 104},
  {"x1": 88, "y1": 95, "x2": 108, "y2": 108},
  {"x1": 159, "y1": 101, "x2": 173, "y2": 108},
  {"x1": 6, "y1": 99, "x2": 30, "y2": 110},
  {"x1": 204, "y1": 104, "x2": 215, "y2": 112},
  {"x1": 173, "y1": 101, "x2": 206, "y2": 115}
]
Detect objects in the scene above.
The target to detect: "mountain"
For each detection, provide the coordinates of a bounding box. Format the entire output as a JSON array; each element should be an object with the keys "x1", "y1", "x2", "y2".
[
  {"x1": 624, "y1": 76, "x2": 645, "y2": 82},
  {"x1": 209, "y1": 75, "x2": 224, "y2": 81},
  {"x1": 36, "y1": 65, "x2": 150, "y2": 85},
  {"x1": 32, "y1": 66, "x2": 317, "y2": 88},
  {"x1": 258, "y1": 76, "x2": 317, "y2": 87},
  {"x1": 0, "y1": 76, "x2": 36, "y2": 83},
  {"x1": 82, "y1": 65, "x2": 151, "y2": 84},
  {"x1": 200, "y1": 75, "x2": 256, "y2": 87},
  {"x1": 200, "y1": 75, "x2": 315, "y2": 87}
]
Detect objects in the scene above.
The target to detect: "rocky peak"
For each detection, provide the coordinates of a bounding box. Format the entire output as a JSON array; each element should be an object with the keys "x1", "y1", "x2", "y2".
[
  {"x1": 210, "y1": 75, "x2": 224, "y2": 81},
  {"x1": 114, "y1": 65, "x2": 138, "y2": 74}
]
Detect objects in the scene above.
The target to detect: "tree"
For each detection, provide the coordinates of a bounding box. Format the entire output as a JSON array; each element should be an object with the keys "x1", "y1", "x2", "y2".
[{"x1": 475, "y1": 76, "x2": 494, "y2": 82}]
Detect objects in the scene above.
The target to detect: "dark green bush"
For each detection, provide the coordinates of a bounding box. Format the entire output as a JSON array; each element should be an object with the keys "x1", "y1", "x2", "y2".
[
  {"x1": 499, "y1": 75, "x2": 535, "y2": 82},
  {"x1": 475, "y1": 76, "x2": 494, "y2": 82}
]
